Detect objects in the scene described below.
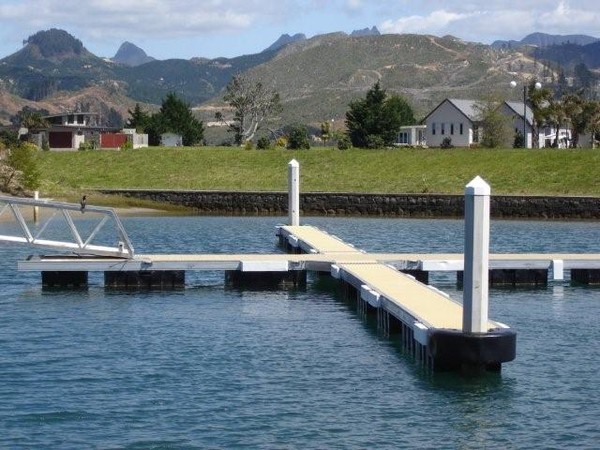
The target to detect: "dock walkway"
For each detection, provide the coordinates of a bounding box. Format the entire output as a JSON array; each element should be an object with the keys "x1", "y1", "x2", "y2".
[{"x1": 278, "y1": 225, "x2": 504, "y2": 331}]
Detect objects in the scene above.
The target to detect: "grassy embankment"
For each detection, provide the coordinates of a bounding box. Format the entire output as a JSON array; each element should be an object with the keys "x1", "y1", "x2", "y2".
[{"x1": 38, "y1": 146, "x2": 600, "y2": 208}]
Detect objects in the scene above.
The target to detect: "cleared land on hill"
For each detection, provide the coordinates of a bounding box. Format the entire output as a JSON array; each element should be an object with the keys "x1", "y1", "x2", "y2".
[{"x1": 37, "y1": 147, "x2": 600, "y2": 203}]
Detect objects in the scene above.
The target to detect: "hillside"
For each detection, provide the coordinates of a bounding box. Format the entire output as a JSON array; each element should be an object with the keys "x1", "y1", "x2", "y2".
[
  {"x1": 1, "y1": 29, "x2": 554, "y2": 132},
  {"x1": 212, "y1": 33, "x2": 544, "y2": 125},
  {"x1": 534, "y1": 41, "x2": 600, "y2": 70},
  {"x1": 492, "y1": 32, "x2": 599, "y2": 49}
]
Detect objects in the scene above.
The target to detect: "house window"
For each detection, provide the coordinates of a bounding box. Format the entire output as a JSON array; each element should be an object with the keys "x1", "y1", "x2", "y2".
[
  {"x1": 441, "y1": 123, "x2": 445, "y2": 135},
  {"x1": 398, "y1": 131, "x2": 409, "y2": 144},
  {"x1": 460, "y1": 123, "x2": 464, "y2": 135},
  {"x1": 450, "y1": 123, "x2": 454, "y2": 135},
  {"x1": 432, "y1": 123, "x2": 436, "y2": 135}
]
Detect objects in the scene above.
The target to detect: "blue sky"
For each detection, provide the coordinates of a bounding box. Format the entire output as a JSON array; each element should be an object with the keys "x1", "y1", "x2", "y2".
[{"x1": 0, "y1": 0, "x2": 598, "y2": 60}]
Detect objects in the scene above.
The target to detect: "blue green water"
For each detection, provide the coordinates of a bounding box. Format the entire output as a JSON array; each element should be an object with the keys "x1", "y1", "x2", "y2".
[{"x1": 1, "y1": 216, "x2": 599, "y2": 449}]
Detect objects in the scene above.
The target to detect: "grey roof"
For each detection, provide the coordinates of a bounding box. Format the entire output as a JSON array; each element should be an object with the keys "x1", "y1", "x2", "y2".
[
  {"x1": 426, "y1": 98, "x2": 536, "y2": 126},
  {"x1": 423, "y1": 98, "x2": 478, "y2": 123},
  {"x1": 447, "y1": 99, "x2": 480, "y2": 121},
  {"x1": 504, "y1": 101, "x2": 535, "y2": 126}
]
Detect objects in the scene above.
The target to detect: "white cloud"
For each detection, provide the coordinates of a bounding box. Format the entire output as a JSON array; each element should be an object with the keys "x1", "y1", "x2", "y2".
[
  {"x1": 1, "y1": 0, "x2": 600, "y2": 59},
  {"x1": 0, "y1": 0, "x2": 274, "y2": 38},
  {"x1": 380, "y1": 1, "x2": 600, "y2": 43},
  {"x1": 345, "y1": 0, "x2": 363, "y2": 11},
  {"x1": 380, "y1": 9, "x2": 477, "y2": 35},
  {"x1": 539, "y1": 0, "x2": 600, "y2": 30}
]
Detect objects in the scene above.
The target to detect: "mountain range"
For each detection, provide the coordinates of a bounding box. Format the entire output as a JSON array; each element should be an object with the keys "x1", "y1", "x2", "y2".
[
  {"x1": 0, "y1": 28, "x2": 599, "y2": 135},
  {"x1": 491, "y1": 32, "x2": 599, "y2": 49}
]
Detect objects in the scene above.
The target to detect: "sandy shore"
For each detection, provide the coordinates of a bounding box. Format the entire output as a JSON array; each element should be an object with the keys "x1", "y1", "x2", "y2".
[{"x1": 0, "y1": 199, "x2": 171, "y2": 224}]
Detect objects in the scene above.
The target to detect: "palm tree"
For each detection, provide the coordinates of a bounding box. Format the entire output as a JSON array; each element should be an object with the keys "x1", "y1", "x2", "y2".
[
  {"x1": 562, "y1": 92, "x2": 587, "y2": 148},
  {"x1": 583, "y1": 100, "x2": 600, "y2": 148},
  {"x1": 526, "y1": 80, "x2": 553, "y2": 148},
  {"x1": 545, "y1": 101, "x2": 567, "y2": 148}
]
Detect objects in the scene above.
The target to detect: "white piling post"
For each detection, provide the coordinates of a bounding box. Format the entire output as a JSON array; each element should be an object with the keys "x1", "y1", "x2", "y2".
[
  {"x1": 288, "y1": 159, "x2": 300, "y2": 226},
  {"x1": 463, "y1": 176, "x2": 490, "y2": 333},
  {"x1": 33, "y1": 190, "x2": 39, "y2": 223}
]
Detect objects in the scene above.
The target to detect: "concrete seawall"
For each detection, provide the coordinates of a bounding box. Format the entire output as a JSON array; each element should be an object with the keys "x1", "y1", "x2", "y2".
[{"x1": 100, "y1": 189, "x2": 600, "y2": 219}]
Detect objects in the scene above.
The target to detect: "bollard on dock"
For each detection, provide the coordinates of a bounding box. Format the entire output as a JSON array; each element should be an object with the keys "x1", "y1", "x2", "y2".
[{"x1": 288, "y1": 159, "x2": 300, "y2": 226}]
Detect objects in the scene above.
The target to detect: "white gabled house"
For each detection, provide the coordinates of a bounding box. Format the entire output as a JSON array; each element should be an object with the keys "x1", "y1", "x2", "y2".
[
  {"x1": 423, "y1": 99, "x2": 480, "y2": 148},
  {"x1": 424, "y1": 98, "x2": 564, "y2": 149}
]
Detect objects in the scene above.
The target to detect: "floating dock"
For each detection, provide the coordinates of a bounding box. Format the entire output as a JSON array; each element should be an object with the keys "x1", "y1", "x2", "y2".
[{"x1": 3, "y1": 165, "x2": 600, "y2": 373}]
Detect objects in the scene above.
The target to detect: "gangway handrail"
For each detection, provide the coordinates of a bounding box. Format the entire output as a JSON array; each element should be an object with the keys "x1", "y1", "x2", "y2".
[{"x1": 0, "y1": 195, "x2": 134, "y2": 258}]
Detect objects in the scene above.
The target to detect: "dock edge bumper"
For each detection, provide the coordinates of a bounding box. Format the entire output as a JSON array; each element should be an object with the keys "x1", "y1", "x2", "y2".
[{"x1": 428, "y1": 328, "x2": 517, "y2": 371}]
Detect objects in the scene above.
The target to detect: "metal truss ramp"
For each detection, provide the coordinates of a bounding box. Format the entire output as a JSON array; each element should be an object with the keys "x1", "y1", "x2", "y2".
[{"x1": 0, "y1": 195, "x2": 134, "y2": 258}]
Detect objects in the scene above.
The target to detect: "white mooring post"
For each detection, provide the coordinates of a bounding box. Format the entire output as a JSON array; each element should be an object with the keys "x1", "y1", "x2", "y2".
[
  {"x1": 288, "y1": 159, "x2": 300, "y2": 226},
  {"x1": 463, "y1": 176, "x2": 490, "y2": 333}
]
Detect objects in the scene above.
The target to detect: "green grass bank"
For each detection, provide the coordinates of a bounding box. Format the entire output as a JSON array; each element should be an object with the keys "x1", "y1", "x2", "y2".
[{"x1": 38, "y1": 147, "x2": 600, "y2": 202}]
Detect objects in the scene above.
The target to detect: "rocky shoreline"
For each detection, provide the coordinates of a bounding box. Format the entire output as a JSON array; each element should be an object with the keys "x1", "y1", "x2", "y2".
[{"x1": 99, "y1": 189, "x2": 600, "y2": 220}]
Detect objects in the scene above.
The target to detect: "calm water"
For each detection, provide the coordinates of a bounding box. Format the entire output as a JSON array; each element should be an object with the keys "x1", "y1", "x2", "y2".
[{"x1": 1, "y1": 216, "x2": 599, "y2": 449}]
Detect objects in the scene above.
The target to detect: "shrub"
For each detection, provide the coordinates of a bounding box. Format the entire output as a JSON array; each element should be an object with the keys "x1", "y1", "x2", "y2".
[
  {"x1": 120, "y1": 140, "x2": 133, "y2": 151},
  {"x1": 440, "y1": 137, "x2": 453, "y2": 149},
  {"x1": 287, "y1": 125, "x2": 310, "y2": 150},
  {"x1": 276, "y1": 137, "x2": 288, "y2": 148},
  {"x1": 3, "y1": 142, "x2": 41, "y2": 190},
  {"x1": 366, "y1": 135, "x2": 385, "y2": 149},
  {"x1": 256, "y1": 137, "x2": 270, "y2": 150},
  {"x1": 78, "y1": 140, "x2": 95, "y2": 151},
  {"x1": 337, "y1": 135, "x2": 352, "y2": 150},
  {"x1": 244, "y1": 140, "x2": 254, "y2": 150},
  {"x1": 513, "y1": 130, "x2": 525, "y2": 148}
]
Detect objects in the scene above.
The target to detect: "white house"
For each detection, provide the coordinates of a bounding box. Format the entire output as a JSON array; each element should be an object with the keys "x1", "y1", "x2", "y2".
[
  {"x1": 424, "y1": 98, "x2": 560, "y2": 149},
  {"x1": 423, "y1": 99, "x2": 480, "y2": 148},
  {"x1": 396, "y1": 125, "x2": 427, "y2": 146},
  {"x1": 43, "y1": 112, "x2": 100, "y2": 150}
]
